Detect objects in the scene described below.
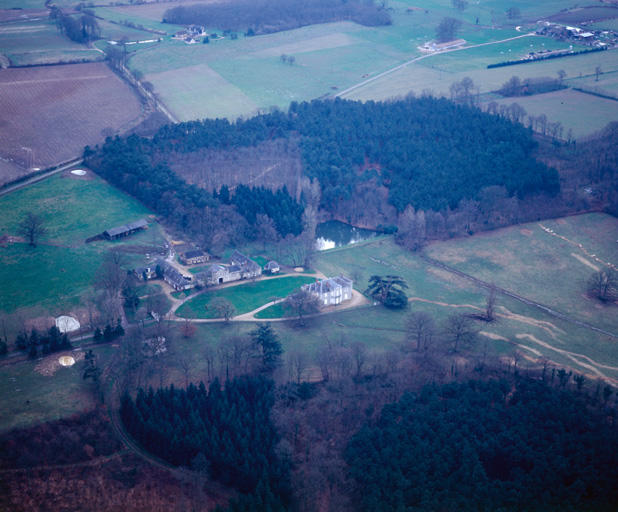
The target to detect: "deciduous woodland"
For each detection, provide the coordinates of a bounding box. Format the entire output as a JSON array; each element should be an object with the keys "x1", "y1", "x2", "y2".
[
  {"x1": 86, "y1": 96, "x2": 564, "y2": 254},
  {"x1": 163, "y1": 0, "x2": 392, "y2": 36}
]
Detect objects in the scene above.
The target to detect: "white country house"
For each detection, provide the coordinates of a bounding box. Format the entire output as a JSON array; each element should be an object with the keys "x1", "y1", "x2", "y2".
[{"x1": 303, "y1": 275, "x2": 353, "y2": 306}]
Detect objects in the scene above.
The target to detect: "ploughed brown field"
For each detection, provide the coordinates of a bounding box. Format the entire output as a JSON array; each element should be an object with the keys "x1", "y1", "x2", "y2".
[{"x1": 0, "y1": 62, "x2": 141, "y2": 184}]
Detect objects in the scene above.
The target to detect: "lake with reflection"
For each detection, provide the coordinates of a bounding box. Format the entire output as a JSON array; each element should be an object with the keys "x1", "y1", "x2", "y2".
[{"x1": 315, "y1": 220, "x2": 379, "y2": 251}]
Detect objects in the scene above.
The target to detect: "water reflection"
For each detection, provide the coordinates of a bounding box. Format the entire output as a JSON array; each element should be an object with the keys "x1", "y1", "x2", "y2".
[{"x1": 315, "y1": 221, "x2": 378, "y2": 251}]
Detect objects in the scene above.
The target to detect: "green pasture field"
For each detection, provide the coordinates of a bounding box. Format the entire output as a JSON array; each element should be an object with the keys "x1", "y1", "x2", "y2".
[
  {"x1": 342, "y1": 47, "x2": 618, "y2": 137},
  {"x1": 569, "y1": 71, "x2": 618, "y2": 97},
  {"x1": 0, "y1": 170, "x2": 158, "y2": 313},
  {"x1": 0, "y1": 343, "x2": 121, "y2": 434},
  {"x1": 176, "y1": 275, "x2": 316, "y2": 318},
  {"x1": 344, "y1": 41, "x2": 618, "y2": 101},
  {"x1": 424, "y1": 212, "x2": 618, "y2": 337},
  {"x1": 0, "y1": 19, "x2": 100, "y2": 65},
  {"x1": 126, "y1": 0, "x2": 546, "y2": 122},
  {"x1": 310, "y1": 225, "x2": 618, "y2": 381},
  {"x1": 315, "y1": 237, "x2": 486, "y2": 308},
  {"x1": 587, "y1": 19, "x2": 618, "y2": 31},
  {"x1": 0, "y1": 244, "x2": 104, "y2": 313},
  {"x1": 94, "y1": 6, "x2": 183, "y2": 36},
  {"x1": 126, "y1": 0, "x2": 618, "y2": 125},
  {"x1": 491, "y1": 88, "x2": 618, "y2": 138},
  {"x1": 0, "y1": 0, "x2": 46, "y2": 8},
  {"x1": 415, "y1": 35, "x2": 569, "y2": 73},
  {"x1": 0, "y1": 172, "x2": 153, "y2": 247},
  {"x1": 97, "y1": 19, "x2": 161, "y2": 42},
  {"x1": 108, "y1": 2, "x2": 175, "y2": 22},
  {"x1": 147, "y1": 63, "x2": 259, "y2": 121}
]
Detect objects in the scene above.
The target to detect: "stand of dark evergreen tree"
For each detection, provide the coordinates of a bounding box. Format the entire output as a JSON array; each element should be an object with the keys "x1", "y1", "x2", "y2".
[
  {"x1": 85, "y1": 96, "x2": 558, "y2": 248},
  {"x1": 163, "y1": 0, "x2": 391, "y2": 36},
  {"x1": 15, "y1": 325, "x2": 72, "y2": 359},
  {"x1": 93, "y1": 319, "x2": 125, "y2": 344},
  {"x1": 346, "y1": 378, "x2": 618, "y2": 512},
  {"x1": 120, "y1": 376, "x2": 291, "y2": 511}
]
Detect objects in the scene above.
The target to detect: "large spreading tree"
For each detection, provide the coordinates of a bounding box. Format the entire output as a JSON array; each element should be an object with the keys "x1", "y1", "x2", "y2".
[{"x1": 366, "y1": 275, "x2": 408, "y2": 308}]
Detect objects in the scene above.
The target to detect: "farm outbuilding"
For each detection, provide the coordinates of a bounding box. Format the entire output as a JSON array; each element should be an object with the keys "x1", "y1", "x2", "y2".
[
  {"x1": 230, "y1": 250, "x2": 262, "y2": 278},
  {"x1": 180, "y1": 248, "x2": 209, "y2": 265},
  {"x1": 264, "y1": 261, "x2": 281, "y2": 274},
  {"x1": 103, "y1": 219, "x2": 147, "y2": 240}
]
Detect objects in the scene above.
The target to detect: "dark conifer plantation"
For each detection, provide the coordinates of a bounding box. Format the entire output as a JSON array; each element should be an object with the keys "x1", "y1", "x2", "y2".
[
  {"x1": 346, "y1": 379, "x2": 618, "y2": 512},
  {"x1": 120, "y1": 376, "x2": 291, "y2": 511}
]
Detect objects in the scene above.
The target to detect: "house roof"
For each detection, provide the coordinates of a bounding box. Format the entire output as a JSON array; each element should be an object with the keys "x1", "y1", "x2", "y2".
[
  {"x1": 134, "y1": 265, "x2": 154, "y2": 275},
  {"x1": 204, "y1": 264, "x2": 225, "y2": 275},
  {"x1": 164, "y1": 266, "x2": 191, "y2": 288},
  {"x1": 183, "y1": 249, "x2": 205, "y2": 260},
  {"x1": 105, "y1": 218, "x2": 147, "y2": 237},
  {"x1": 304, "y1": 275, "x2": 353, "y2": 295},
  {"x1": 231, "y1": 250, "x2": 261, "y2": 272},
  {"x1": 155, "y1": 258, "x2": 170, "y2": 271}
]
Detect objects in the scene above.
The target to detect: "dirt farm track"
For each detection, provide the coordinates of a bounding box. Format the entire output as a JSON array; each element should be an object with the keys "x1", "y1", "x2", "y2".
[{"x1": 0, "y1": 63, "x2": 142, "y2": 185}]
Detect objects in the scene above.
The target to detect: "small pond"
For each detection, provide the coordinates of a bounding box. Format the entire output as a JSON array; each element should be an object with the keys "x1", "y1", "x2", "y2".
[{"x1": 315, "y1": 220, "x2": 379, "y2": 251}]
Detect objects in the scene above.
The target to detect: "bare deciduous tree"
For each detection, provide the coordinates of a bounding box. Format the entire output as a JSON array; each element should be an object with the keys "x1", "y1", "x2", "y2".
[
  {"x1": 285, "y1": 288, "x2": 320, "y2": 326},
  {"x1": 287, "y1": 349, "x2": 310, "y2": 384},
  {"x1": 405, "y1": 311, "x2": 435, "y2": 351},
  {"x1": 19, "y1": 212, "x2": 47, "y2": 247},
  {"x1": 351, "y1": 341, "x2": 367, "y2": 378},
  {"x1": 435, "y1": 16, "x2": 461, "y2": 43},
  {"x1": 485, "y1": 285, "x2": 497, "y2": 322},
  {"x1": 208, "y1": 297, "x2": 236, "y2": 324},
  {"x1": 444, "y1": 313, "x2": 478, "y2": 351}
]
